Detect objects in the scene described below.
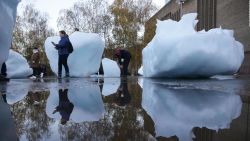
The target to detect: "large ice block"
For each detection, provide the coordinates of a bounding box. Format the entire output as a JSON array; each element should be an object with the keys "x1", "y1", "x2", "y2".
[
  {"x1": 44, "y1": 32, "x2": 105, "y2": 77},
  {"x1": 142, "y1": 13, "x2": 244, "y2": 78}
]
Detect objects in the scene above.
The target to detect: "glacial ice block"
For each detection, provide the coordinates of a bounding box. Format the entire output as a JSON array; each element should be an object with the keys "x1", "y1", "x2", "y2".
[
  {"x1": 142, "y1": 13, "x2": 244, "y2": 78},
  {"x1": 102, "y1": 58, "x2": 120, "y2": 77},
  {"x1": 138, "y1": 66, "x2": 143, "y2": 75},
  {"x1": 6, "y1": 50, "x2": 33, "y2": 78},
  {"x1": 0, "y1": 0, "x2": 19, "y2": 66},
  {"x1": 44, "y1": 32, "x2": 105, "y2": 77}
]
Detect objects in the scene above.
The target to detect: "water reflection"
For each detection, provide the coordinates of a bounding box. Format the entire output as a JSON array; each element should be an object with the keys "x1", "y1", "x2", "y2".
[
  {"x1": 111, "y1": 82, "x2": 131, "y2": 107},
  {"x1": 1, "y1": 78, "x2": 248, "y2": 141},
  {"x1": 46, "y1": 80, "x2": 105, "y2": 123},
  {"x1": 2, "y1": 93, "x2": 7, "y2": 103},
  {"x1": 52, "y1": 89, "x2": 74, "y2": 125},
  {"x1": 101, "y1": 78, "x2": 121, "y2": 96},
  {"x1": 0, "y1": 90, "x2": 18, "y2": 141},
  {"x1": 141, "y1": 79, "x2": 243, "y2": 141},
  {"x1": 3, "y1": 80, "x2": 30, "y2": 104},
  {"x1": 11, "y1": 91, "x2": 52, "y2": 141}
]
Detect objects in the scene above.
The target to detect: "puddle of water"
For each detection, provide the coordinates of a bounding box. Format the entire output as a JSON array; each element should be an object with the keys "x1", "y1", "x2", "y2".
[{"x1": 0, "y1": 77, "x2": 249, "y2": 141}]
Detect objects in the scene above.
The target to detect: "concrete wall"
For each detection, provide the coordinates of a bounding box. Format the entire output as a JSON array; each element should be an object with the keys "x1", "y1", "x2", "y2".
[
  {"x1": 217, "y1": 0, "x2": 250, "y2": 51},
  {"x1": 182, "y1": 0, "x2": 197, "y2": 15},
  {"x1": 216, "y1": 0, "x2": 250, "y2": 73}
]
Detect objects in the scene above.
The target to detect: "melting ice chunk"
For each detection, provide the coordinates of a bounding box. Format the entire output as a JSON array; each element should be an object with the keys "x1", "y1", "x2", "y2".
[
  {"x1": 6, "y1": 50, "x2": 33, "y2": 78},
  {"x1": 142, "y1": 13, "x2": 244, "y2": 78}
]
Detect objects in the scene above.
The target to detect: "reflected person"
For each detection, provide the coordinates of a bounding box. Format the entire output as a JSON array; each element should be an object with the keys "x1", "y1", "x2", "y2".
[
  {"x1": 0, "y1": 81, "x2": 7, "y2": 103},
  {"x1": 53, "y1": 89, "x2": 74, "y2": 125},
  {"x1": 1, "y1": 93, "x2": 7, "y2": 103},
  {"x1": 0, "y1": 62, "x2": 9, "y2": 81},
  {"x1": 114, "y1": 82, "x2": 131, "y2": 107}
]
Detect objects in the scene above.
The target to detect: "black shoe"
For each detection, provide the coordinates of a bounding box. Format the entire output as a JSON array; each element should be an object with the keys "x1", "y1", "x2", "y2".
[{"x1": 65, "y1": 73, "x2": 70, "y2": 78}]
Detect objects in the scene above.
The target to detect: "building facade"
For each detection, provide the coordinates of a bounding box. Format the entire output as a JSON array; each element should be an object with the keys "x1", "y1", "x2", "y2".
[{"x1": 145, "y1": 0, "x2": 250, "y2": 74}]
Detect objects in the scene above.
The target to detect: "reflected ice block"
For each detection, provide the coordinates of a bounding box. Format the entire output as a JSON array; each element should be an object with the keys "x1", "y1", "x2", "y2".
[
  {"x1": 0, "y1": 0, "x2": 19, "y2": 66},
  {"x1": 4, "y1": 81, "x2": 30, "y2": 105},
  {"x1": 102, "y1": 78, "x2": 121, "y2": 96},
  {"x1": 142, "y1": 79, "x2": 242, "y2": 141},
  {"x1": 44, "y1": 32, "x2": 105, "y2": 77},
  {"x1": 6, "y1": 50, "x2": 33, "y2": 78},
  {"x1": 46, "y1": 80, "x2": 105, "y2": 123},
  {"x1": 142, "y1": 13, "x2": 244, "y2": 78}
]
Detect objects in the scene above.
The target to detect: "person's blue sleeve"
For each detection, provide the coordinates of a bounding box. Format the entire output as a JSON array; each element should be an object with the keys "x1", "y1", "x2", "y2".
[{"x1": 55, "y1": 38, "x2": 67, "y2": 49}]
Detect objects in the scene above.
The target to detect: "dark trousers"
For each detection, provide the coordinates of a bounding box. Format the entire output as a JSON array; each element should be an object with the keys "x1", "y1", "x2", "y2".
[
  {"x1": 1, "y1": 63, "x2": 7, "y2": 77},
  {"x1": 58, "y1": 54, "x2": 69, "y2": 76},
  {"x1": 121, "y1": 60, "x2": 130, "y2": 76},
  {"x1": 32, "y1": 67, "x2": 40, "y2": 76},
  {"x1": 99, "y1": 62, "x2": 104, "y2": 75}
]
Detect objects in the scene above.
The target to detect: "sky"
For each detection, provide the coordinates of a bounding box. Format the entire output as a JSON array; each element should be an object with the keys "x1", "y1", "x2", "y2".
[{"x1": 17, "y1": 0, "x2": 166, "y2": 30}]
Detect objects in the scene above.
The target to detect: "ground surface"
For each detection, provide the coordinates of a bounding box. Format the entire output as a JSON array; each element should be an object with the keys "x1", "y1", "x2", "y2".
[{"x1": 0, "y1": 76, "x2": 249, "y2": 141}]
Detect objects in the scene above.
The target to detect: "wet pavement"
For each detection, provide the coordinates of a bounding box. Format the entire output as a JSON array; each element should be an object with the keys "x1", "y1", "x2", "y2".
[{"x1": 0, "y1": 76, "x2": 250, "y2": 141}]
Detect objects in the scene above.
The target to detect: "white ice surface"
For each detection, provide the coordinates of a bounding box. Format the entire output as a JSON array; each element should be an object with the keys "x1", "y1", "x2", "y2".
[
  {"x1": 101, "y1": 58, "x2": 121, "y2": 96},
  {"x1": 0, "y1": 0, "x2": 19, "y2": 66},
  {"x1": 102, "y1": 58, "x2": 120, "y2": 77},
  {"x1": 138, "y1": 66, "x2": 143, "y2": 75},
  {"x1": 142, "y1": 13, "x2": 244, "y2": 78},
  {"x1": 6, "y1": 50, "x2": 33, "y2": 78},
  {"x1": 44, "y1": 32, "x2": 105, "y2": 77},
  {"x1": 141, "y1": 79, "x2": 242, "y2": 141}
]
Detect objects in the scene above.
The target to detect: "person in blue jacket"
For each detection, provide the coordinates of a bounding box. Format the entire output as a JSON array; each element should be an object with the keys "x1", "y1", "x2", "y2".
[{"x1": 52, "y1": 30, "x2": 70, "y2": 78}]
